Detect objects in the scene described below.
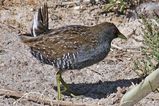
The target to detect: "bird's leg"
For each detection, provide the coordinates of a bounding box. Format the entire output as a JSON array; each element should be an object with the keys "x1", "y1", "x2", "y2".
[
  {"x1": 59, "y1": 72, "x2": 79, "y2": 97},
  {"x1": 56, "y1": 70, "x2": 62, "y2": 100},
  {"x1": 56, "y1": 70, "x2": 80, "y2": 99},
  {"x1": 60, "y1": 75, "x2": 72, "y2": 92},
  {"x1": 59, "y1": 73, "x2": 69, "y2": 92}
]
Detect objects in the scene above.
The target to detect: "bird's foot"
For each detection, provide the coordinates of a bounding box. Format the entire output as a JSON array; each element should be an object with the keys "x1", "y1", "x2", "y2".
[{"x1": 61, "y1": 86, "x2": 78, "y2": 97}]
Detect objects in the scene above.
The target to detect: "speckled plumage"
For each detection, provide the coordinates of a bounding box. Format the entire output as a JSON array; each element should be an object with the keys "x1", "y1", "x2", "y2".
[
  {"x1": 20, "y1": 23, "x2": 120, "y2": 70},
  {"x1": 19, "y1": 3, "x2": 126, "y2": 99}
]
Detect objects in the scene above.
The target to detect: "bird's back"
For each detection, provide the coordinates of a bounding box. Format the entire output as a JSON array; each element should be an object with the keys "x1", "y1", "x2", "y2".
[{"x1": 27, "y1": 25, "x2": 111, "y2": 70}]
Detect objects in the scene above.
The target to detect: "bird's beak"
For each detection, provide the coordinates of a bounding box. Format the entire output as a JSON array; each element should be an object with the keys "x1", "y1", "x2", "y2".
[{"x1": 118, "y1": 32, "x2": 127, "y2": 39}]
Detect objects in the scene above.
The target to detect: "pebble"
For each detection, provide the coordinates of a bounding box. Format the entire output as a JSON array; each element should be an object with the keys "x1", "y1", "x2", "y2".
[
  {"x1": 0, "y1": 63, "x2": 5, "y2": 67},
  {"x1": 74, "y1": 6, "x2": 82, "y2": 10}
]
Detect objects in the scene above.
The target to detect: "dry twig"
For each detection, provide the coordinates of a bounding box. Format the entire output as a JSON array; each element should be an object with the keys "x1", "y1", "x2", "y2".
[
  {"x1": 0, "y1": 89, "x2": 94, "y2": 106},
  {"x1": 120, "y1": 68, "x2": 159, "y2": 106}
]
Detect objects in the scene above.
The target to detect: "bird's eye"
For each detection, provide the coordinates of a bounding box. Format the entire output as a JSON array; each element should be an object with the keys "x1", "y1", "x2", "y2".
[{"x1": 112, "y1": 29, "x2": 117, "y2": 34}]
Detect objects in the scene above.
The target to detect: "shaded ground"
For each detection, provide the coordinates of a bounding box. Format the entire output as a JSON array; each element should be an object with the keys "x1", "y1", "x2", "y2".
[{"x1": 0, "y1": 1, "x2": 159, "y2": 106}]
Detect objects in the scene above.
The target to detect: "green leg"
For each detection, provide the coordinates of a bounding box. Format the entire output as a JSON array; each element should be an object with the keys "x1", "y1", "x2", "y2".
[
  {"x1": 59, "y1": 74, "x2": 70, "y2": 92},
  {"x1": 58, "y1": 71, "x2": 77, "y2": 97},
  {"x1": 56, "y1": 70, "x2": 78, "y2": 99},
  {"x1": 56, "y1": 71, "x2": 61, "y2": 100}
]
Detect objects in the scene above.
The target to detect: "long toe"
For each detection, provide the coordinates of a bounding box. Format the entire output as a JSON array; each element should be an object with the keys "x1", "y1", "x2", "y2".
[
  {"x1": 56, "y1": 73, "x2": 62, "y2": 100},
  {"x1": 61, "y1": 88, "x2": 78, "y2": 97}
]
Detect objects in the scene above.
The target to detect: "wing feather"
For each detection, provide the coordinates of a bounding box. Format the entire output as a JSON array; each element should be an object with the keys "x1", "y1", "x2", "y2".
[{"x1": 28, "y1": 25, "x2": 98, "y2": 60}]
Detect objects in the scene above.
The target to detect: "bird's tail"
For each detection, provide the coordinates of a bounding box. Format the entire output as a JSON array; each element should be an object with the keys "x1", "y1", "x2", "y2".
[
  {"x1": 18, "y1": 33, "x2": 43, "y2": 45},
  {"x1": 31, "y1": 3, "x2": 49, "y2": 37}
]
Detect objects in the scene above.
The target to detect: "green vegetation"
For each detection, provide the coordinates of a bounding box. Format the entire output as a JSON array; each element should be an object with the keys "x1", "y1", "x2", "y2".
[
  {"x1": 121, "y1": 16, "x2": 159, "y2": 104},
  {"x1": 134, "y1": 16, "x2": 159, "y2": 77},
  {"x1": 104, "y1": 0, "x2": 127, "y2": 14},
  {"x1": 103, "y1": 0, "x2": 139, "y2": 14}
]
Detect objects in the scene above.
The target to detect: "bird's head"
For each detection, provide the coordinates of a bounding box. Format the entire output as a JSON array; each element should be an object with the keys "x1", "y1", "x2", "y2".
[
  {"x1": 94, "y1": 22, "x2": 127, "y2": 41},
  {"x1": 110, "y1": 23, "x2": 127, "y2": 40}
]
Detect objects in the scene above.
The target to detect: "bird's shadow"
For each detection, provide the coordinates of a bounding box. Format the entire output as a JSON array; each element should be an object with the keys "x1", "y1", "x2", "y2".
[{"x1": 54, "y1": 77, "x2": 142, "y2": 99}]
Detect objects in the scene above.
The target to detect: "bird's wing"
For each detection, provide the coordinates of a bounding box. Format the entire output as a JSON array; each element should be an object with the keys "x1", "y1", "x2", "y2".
[{"x1": 28, "y1": 26, "x2": 98, "y2": 60}]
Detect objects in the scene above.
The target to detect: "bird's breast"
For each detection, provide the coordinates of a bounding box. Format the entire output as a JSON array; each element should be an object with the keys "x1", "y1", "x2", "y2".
[{"x1": 72, "y1": 43, "x2": 110, "y2": 69}]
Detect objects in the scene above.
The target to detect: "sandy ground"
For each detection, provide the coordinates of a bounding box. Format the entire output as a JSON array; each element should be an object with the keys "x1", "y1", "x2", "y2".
[{"x1": 0, "y1": 1, "x2": 159, "y2": 106}]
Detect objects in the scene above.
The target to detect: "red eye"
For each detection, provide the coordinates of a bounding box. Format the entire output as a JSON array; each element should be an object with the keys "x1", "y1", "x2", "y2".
[{"x1": 113, "y1": 29, "x2": 117, "y2": 34}]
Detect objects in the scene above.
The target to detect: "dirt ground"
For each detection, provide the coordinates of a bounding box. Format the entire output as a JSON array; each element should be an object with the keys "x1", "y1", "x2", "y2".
[{"x1": 0, "y1": 0, "x2": 159, "y2": 106}]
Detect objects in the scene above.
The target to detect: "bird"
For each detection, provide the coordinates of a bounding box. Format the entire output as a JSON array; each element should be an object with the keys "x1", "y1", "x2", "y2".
[{"x1": 19, "y1": 3, "x2": 127, "y2": 100}]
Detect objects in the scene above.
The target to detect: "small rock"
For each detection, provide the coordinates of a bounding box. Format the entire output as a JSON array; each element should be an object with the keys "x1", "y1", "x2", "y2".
[
  {"x1": 74, "y1": 6, "x2": 82, "y2": 10},
  {"x1": 136, "y1": 2, "x2": 159, "y2": 18},
  {"x1": 30, "y1": 7, "x2": 36, "y2": 12},
  {"x1": 0, "y1": 63, "x2": 5, "y2": 67},
  {"x1": 117, "y1": 87, "x2": 126, "y2": 95},
  {"x1": 83, "y1": 0, "x2": 90, "y2": 4},
  {"x1": 83, "y1": 0, "x2": 97, "y2": 4}
]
